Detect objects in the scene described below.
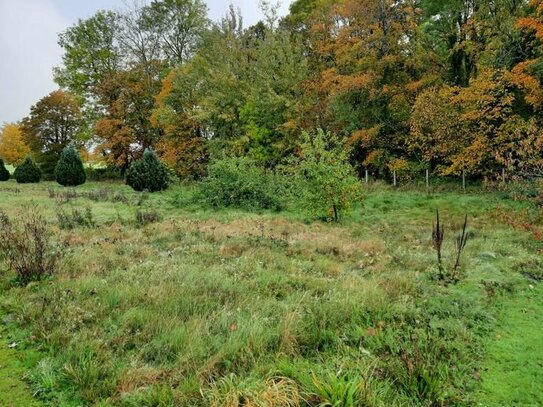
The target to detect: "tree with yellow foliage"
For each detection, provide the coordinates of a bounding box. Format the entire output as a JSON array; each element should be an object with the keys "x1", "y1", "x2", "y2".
[
  {"x1": 0, "y1": 123, "x2": 31, "y2": 165},
  {"x1": 411, "y1": 70, "x2": 542, "y2": 177}
]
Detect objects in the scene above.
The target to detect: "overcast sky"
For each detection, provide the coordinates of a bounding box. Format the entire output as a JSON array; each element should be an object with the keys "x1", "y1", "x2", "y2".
[{"x1": 0, "y1": 0, "x2": 293, "y2": 125}]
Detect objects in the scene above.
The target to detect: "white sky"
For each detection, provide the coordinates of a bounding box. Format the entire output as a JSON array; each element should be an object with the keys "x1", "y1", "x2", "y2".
[{"x1": 0, "y1": 0, "x2": 293, "y2": 124}]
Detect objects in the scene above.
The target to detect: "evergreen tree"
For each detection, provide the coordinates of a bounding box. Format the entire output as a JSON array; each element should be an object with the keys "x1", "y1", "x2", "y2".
[
  {"x1": 125, "y1": 148, "x2": 170, "y2": 192},
  {"x1": 55, "y1": 145, "x2": 86, "y2": 186},
  {"x1": 13, "y1": 157, "x2": 42, "y2": 184},
  {"x1": 0, "y1": 158, "x2": 10, "y2": 181}
]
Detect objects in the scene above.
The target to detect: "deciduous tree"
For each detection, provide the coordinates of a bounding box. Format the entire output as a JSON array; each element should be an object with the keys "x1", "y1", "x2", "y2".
[
  {"x1": 21, "y1": 91, "x2": 84, "y2": 177},
  {"x1": 143, "y1": 0, "x2": 209, "y2": 64},
  {"x1": 0, "y1": 123, "x2": 30, "y2": 165},
  {"x1": 95, "y1": 62, "x2": 165, "y2": 172}
]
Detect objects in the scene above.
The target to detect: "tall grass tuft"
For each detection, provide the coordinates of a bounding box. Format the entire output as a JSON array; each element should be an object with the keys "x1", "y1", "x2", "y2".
[{"x1": 0, "y1": 208, "x2": 61, "y2": 285}]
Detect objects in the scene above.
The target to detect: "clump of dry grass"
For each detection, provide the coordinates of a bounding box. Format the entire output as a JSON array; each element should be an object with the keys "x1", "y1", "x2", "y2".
[
  {"x1": 205, "y1": 375, "x2": 301, "y2": 407},
  {"x1": 0, "y1": 207, "x2": 61, "y2": 285}
]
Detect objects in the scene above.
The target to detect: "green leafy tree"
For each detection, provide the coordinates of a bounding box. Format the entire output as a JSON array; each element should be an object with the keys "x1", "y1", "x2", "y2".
[
  {"x1": 22, "y1": 90, "x2": 84, "y2": 178},
  {"x1": 55, "y1": 145, "x2": 87, "y2": 186},
  {"x1": 143, "y1": 0, "x2": 209, "y2": 64},
  {"x1": 14, "y1": 157, "x2": 42, "y2": 184},
  {"x1": 55, "y1": 10, "x2": 121, "y2": 101},
  {"x1": 286, "y1": 129, "x2": 361, "y2": 222},
  {"x1": 155, "y1": 8, "x2": 309, "y2": 168},
  {"x1": 125, "y1": 148, "x2": 170, "y2": 192},
  {"x1": 0, "y1": 158, "x2": 10, "y2": 181}
]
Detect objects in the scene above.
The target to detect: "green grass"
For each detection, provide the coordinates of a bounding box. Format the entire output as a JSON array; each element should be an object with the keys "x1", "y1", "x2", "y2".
[
  {"x1": 0, "y1": 324, "x2": 43, "y2": 406},
  {"x1": 477, "y1": 283, "x2": 543, "y2": 406},
  {"x1": 0, "y1": 180, "x2": 541, "y2": 406}
]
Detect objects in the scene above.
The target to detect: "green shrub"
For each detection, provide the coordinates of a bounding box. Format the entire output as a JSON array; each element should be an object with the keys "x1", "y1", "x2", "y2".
[
  {"x1": 0, "y1": 158, "x2": 10, "y2": 181},
  {"x1": 284, "y1": 129, "x2": 361, "y2": 222},
  {"x1": 86, "y1": 166, "x2": 122, "y2": 181},
  {"x1": 56, "y1": 206, "x2": 95, "y2": 229},
  {"x1": 55, "y1": 145, "x2": 86, "y2": 186},
  {"x1": 198, "y1": 156, "x2": 284, "y2": 210},
  {"x1": 13, "y1": 156, "x2": 42, "y2": 184},
  {"x1": 125, "y1": 149, "x2": 170, "y2": 192}
]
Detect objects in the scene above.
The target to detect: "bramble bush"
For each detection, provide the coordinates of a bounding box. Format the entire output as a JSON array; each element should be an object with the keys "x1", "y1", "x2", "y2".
[
  {"x1": 14, "y1": 156, "x2": 42, "y2": 184},
  {"x1": 55, "y1": 145, "x2": 86, "y2": 186},
  {"x1": 198, "y1": 156, "x2": 284, "y2": 211},
  {"x1": 126, "y1": 149, "x2": 171, "y2": 192}
]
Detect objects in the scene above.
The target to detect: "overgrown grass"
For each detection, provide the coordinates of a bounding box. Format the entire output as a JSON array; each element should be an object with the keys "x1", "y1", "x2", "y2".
[{"x1": 0, "y1": 179, "x2": 541, "y2": 406}]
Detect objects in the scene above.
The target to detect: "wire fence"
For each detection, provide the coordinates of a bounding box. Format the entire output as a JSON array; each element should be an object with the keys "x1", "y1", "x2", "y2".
[{"x1": 362, "y1": 168, "x2": 542, "y2": 194}]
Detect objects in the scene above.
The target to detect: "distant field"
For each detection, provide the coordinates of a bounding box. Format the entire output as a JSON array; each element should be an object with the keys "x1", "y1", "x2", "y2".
[
  {"x1": 0, "y1": 180, "x2": 541, "y2": 406},
  {"x1": 6, "y1": 164, "x2": 14, "y2": 174}
]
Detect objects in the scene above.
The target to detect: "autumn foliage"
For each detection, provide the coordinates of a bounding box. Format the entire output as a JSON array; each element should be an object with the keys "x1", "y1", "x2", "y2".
[
  {"x1": 21, "y1": 90, "x2": 83, "y2": 178},
  {"x1": 0, "y1": 124, "x2": 30, "y2": 165},
  {"x1": 10, "y1": 0, "x2": 543, "y2": 183}
]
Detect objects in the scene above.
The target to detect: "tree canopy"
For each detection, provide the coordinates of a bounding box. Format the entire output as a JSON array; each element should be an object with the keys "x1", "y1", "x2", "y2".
[
  {"x1": 12, "y1": 0, "x2": 542, "y2": 181},
  {"x1": 21, "y1": 90, "x2": 84, "y2": 178},
  {"x1": 0, "y1": 123, "x2": 31, "y2": 165}
]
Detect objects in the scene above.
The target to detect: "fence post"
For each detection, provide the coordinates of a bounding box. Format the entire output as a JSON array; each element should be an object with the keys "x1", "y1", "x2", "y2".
[
  {"x1": 365, "y1": 169, "x2": 369, "y2": 184},
  {"x1": 462, "y1": 170, "x2": 466, "y2": 193},
  {"x1": 393, "y1": 170, "x2": 397, "y2": 187},
  {"x1": 502, "y1": 168, "x2": 506, "y2": 184},
  {"x1": 426, "y1": 169, "x2": 429, "y2": 192}
]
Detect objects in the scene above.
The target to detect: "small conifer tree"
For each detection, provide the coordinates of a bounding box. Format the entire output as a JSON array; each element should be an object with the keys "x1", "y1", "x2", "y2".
[
  {"x1": 13, "y1": 156, "x2": 42, "y2": 184},
  {"x1": 126, "y1": 149, "x2": 170, "y2": 192},
  {"x1": 55, "y1": 145, "x2": 86, "y2": 186},
  {"x1": 0, "y1": 158, "x2": 10, "y2": 181}
]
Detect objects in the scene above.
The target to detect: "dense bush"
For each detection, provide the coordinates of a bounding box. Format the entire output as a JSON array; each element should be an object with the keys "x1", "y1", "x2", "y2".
[
  {"x1": 86, "y1": 166, "x2": 122, "y2": 182},
  {"x1": 0, "y1": 208, "x2": 61, "y2": 285},
  {"x1": 55, "y1": 145, "x2": 86, "y2": 186},
  {"x1": 0, "y1": 158, "x2": 10, "y2": 181},
  {"x1": 285, "y1": 129, "x2": 362, "y2": 222},
  {"x1": 13, "y1": 156, "x2": 42, "y2": 184},
  {"x1": 126, "y1": 149, "x2": 170, "y2": 192},
  {"x1": 198, "y1": 156, "x2": 284, "y2": 210}
]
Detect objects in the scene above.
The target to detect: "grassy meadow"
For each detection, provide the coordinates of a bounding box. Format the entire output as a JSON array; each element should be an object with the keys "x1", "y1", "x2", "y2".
[{"x1": 0, "y1": 180, "x2": 541, "y2": 406}]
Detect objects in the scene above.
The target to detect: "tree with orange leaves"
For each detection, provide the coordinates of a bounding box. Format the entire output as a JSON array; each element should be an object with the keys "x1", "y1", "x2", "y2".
[
  {"x1": 94, "y1": 62, "x2": 164, "y2": 172},
  {"x1": 151, "y1": 67, "x2": 208, "y2": 179},
  {"x1": 411, "y1": 69, "x2": 542, "y2": 177},
  {"x1": 0, "y1": 123, "x2": 31, "y2": 165},
  {"x1": 302, "y1": 0, "x2": 438, "y2": 174},
  {"x1": 511, "y1": 0, "x2": 543, "y2": 109}
]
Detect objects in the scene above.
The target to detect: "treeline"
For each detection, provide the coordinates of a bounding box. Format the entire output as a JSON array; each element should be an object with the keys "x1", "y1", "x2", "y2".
[{"x1": 1, "y1": 0, "x2": 543, "y2": 181}]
